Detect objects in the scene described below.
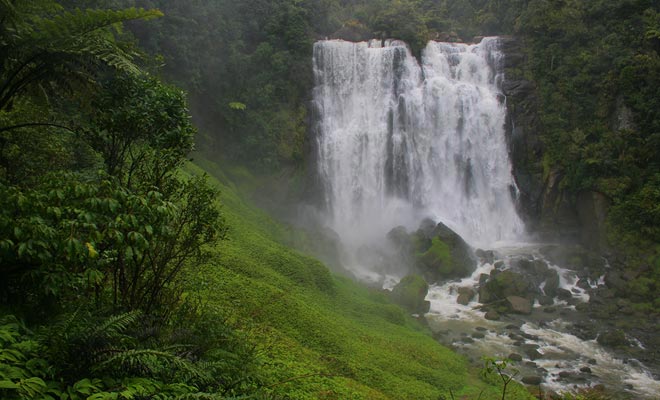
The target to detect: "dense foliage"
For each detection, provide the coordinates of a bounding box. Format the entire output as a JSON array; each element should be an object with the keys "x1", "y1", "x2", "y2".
[
  {"x1": 2, "y1": 0, "x2": 658, "y2": 397},
  {"x1": 122, "y1": 0, "x2": 660, "y2": 305},
  {"x1": 0, "y1": 1, "x2": 245, "y2": 397},
  {"x1": 0, "y1": 1, "x2": 538, "y2": 398}
]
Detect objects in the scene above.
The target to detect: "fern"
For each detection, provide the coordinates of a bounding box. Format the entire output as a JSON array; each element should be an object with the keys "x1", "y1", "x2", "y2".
[
  {"x1": 32, "y1": 8, "x2": 163, "y2": 44},
  {"x1": 94, "y1": 348, "x2": 213, "y2": 384},
  {"x1": 87, "y1": 310, "x2": 141, "y2": 341},
  {"x1": 1, "y1": 4, "x2": 163, "y2": 111}
]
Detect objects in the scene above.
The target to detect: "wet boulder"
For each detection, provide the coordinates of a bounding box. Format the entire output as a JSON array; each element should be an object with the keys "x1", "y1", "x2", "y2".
[
  {"x1": 597, "y1": 329, "x2": 629, "y2": 348},
  {"x1": 390, "y1": 274, "x2": 430, "y2": 314},
  {"x1": 386, "y1": 225, "x2": 412, "y2": 252},
  {"x1": 556, "y1": 288, "x2": 573, "y2": 300},
  {"x1": 415, "y1": 221, "x2": 474, "y2": 282},
  {"x1": 484, "y1": 310, "x2": 500, "y2": 320},
  {"x1": 522, "y1": 376, "x2": 542, "y2": 385},
  {"x1": 475, "y1": 248, "x2": 495, "y2": 264},
  {"x1": 506, "y1": 295, "x2": 533, "y2": 314},
  {"x1": 522, "y1": 344, "x2": 542, "y2": 360},
  {"x1": 543, "y1": 272, "x2": 560, "y2": 297},
  {"x1": 457, "y1": 286, "x2": 476, "y2": 305},
  {"x1": 479, "y1": 270, "x2": 530, "y2": 303}
]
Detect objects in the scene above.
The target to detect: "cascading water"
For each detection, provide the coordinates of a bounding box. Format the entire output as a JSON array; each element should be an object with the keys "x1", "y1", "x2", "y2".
[
  {"x1": 312, "y1": 37, "x2": 660, "y2": 398},
  {"x1": 313, "y1": 37, "x2": 524, "y2": 251}
]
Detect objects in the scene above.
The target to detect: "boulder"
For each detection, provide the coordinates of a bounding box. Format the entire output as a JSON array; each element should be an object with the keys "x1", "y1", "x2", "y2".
[
  {"x1": 522, "y1": 376, "x2": 543, "y2": 385},
  {"x1": 523, "y1": 346, "x2": 543, "y2": 360},
  {"x1": 456, "y1": 287, "x2": 476, "y2": 305},
  {"x1": 390, "y1": 274, "x2": 430, "y2": 314},
  {"x1": 556, "y1": 288, "x2": 573, "y2": 300},
  {"x1": 484, "y1": 310, "x2": 500, "y2": 321},
  {"x1": 506, "y1": 296, "x2": 533, "y2": 314},
  {"x1": 508, "y1": 353, "x2": 523, "y2": 362},
  {"x1": 538, "y1": 295, "x2": 554, "y2": 306},
  {"x1": 386, "y1": 225, "x2": 412, "y2": 251},
  {"x1": 597, "y1": 329, "x2": 629, "y2": 348},
  {"x1": 479, "y1": 270, "x2": 530, "y2": 303},
  {"x1": 576, "y1": 278, "x2": 591, "y2": 290},
  {"x1": 543, "y1": 272, "x2": 560, "y2": 297},
  {"x1": 475, "y1": 248, "x2": 495, "y2": 264},
  {"x1": 415, "y1": 221, "x2": 474, "y2": 282}
]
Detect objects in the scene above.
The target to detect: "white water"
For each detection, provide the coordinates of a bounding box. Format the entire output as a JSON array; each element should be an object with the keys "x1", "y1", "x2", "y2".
[
  {"x1": 312, "y1": 37, "x2": 659, "y2": 398},
  {"x1": 313, "y1": 38, "x2": 524, "y2": 252},
  {"x1": 425, "y1": 244, "x2": 660, "y2": 398}
]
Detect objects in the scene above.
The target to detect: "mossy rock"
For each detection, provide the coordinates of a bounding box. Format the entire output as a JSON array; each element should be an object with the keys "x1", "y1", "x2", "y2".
[
  {"x1": 414, "y1": 220, "x2": 475, "y2": 282},
  {"x1": 479, "y1": 270, "x2": 531, "y2": 303},
  {"x1": 386, "y1": 225, "x2": 413, "y2": 254},
  {"x1": 597, "y1": 329, "x2": 629, "y2": 347},
  {"x1": 390, "y1": 274, "x2": 430, "y2": 314}
]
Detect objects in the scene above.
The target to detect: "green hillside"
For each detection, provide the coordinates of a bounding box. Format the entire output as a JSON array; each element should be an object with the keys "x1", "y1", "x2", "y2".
[{"x1": 179, "y1": 159, "x2": 532, "y2": 399}]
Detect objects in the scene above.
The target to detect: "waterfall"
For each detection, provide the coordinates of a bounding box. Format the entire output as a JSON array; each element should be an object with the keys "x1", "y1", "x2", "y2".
[
  {"x1": 312, "y1": 37, "x2": 525, "y2": 253},
  {"x1": 310, "y1": 40, "x2": 660, "y2": 398}
]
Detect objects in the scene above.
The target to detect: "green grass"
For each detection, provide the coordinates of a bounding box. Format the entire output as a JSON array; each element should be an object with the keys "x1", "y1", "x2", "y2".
[{"x1": 183, "y1": 159, "x2": 533, "y2": 399}]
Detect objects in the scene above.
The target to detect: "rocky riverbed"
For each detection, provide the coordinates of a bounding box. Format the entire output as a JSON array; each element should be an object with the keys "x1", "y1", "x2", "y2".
[{"x1": 422, "y1": 243, "x2": 660, "y2": 399}]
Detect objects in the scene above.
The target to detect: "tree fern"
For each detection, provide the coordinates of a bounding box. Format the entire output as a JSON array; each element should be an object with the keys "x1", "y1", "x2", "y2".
[
  {"x1": 1, "y1": 4, "x2": 163, "y2": 111},
  {"x1": 33, "y1": 8, "x2": 162, "y2": 43}
]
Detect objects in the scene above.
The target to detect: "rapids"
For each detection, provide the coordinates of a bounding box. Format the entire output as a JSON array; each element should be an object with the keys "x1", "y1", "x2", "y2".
[{"x1": 312, "y1": 37, "x2": 659, "y2": 398}]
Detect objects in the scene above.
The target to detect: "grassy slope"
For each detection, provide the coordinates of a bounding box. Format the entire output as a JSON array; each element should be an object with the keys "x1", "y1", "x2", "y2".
[{"x1": 184, "y1": 159, "x2": 532, "y2": 399}]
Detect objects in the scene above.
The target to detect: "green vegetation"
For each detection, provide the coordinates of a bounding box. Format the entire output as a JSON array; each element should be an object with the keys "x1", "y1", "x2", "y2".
[
  {"x1": 390, "y1": 274, "x2": 429, "y2": 314},
  {"x1": 2, "y1": 0, "x2": 658, "y2": 397},
  {"x1": 419, "y1": 237, "x2": 453, "y2": 276},
  {"x1": 0, "y1": 1, "x2": 536, "y2": 398},
  {"x1": 183, "y1": 159, "x2": 535, "y2": 399}
]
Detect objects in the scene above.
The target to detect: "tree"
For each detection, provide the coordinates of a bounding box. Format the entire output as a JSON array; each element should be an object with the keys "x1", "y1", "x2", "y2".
[{"x1": 0, "y1": 1, "x2": 162, "y2": 113}]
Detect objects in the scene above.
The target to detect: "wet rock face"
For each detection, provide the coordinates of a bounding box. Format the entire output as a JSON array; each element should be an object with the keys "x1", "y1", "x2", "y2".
[
  {"x1": 499, "y1": 36, "x2": 544, "y2": 224},
  {"x1": 539, "y1": 244, "x2": 604, "y2": 272},
  {"x1": 576, "y1": 190, "x2": 611, "y2": 251}
]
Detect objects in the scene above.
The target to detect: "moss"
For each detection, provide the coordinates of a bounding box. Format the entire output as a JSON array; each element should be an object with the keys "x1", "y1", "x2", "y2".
[
  {"x1": 390, "y1": 274, "x2": 429, "y2": 314},
  {"x1": 418, "y1": 237, "x2": 454, "y2": 276}
]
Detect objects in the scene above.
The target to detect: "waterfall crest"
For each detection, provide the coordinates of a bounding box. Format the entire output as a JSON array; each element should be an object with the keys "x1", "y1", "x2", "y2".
[{"x1": 313, "y1": 37, "x2": 524, "y2": 251}]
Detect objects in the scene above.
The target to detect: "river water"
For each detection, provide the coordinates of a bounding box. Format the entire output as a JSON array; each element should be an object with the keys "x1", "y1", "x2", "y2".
[{"x1": 312, "y1": 37, "x2": 660, "y2": 398}]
